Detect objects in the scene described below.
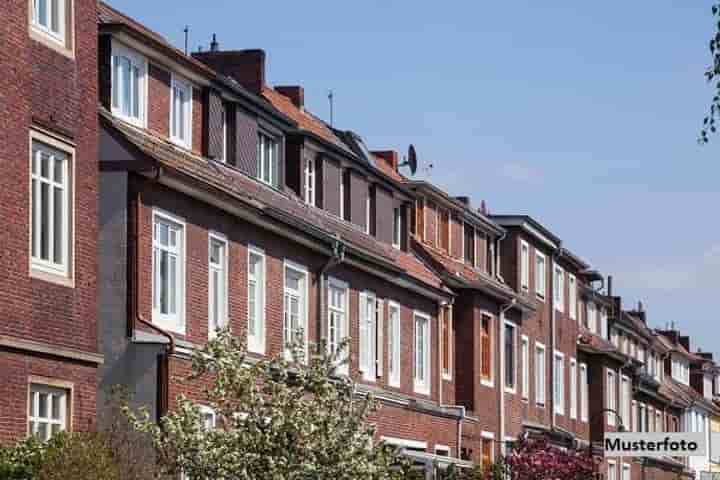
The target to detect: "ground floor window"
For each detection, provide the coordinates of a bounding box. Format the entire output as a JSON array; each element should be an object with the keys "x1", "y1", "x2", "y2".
[{"x1": 28, "y1": 384, "x2": 68, "y2": 441}]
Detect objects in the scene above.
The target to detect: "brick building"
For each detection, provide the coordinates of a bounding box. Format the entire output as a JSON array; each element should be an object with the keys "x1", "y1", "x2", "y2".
[{"x1": 0, "y1": 0, "x2": 103, "y2": 443}]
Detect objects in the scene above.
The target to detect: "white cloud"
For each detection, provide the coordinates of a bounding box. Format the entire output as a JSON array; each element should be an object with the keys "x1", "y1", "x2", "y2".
[{"x1": 499, "y1": 163, "x2": 542, "y2": 184}]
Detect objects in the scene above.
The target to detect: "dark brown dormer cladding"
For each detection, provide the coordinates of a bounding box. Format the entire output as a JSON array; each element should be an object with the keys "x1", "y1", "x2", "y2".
[
  {"x1": 203, "y1": 87, "x2": 225, "y2": 161},
  {"x1": 235, "y1": 106, "x2": 258, "y2": 176},
  {"x1": 349, "y1": 171, "x2": 368, "y2": 229},
  {"x1": 374, "y1": 185, "x2": 393, "y2": 244},
  {"x1": 322, "y1": 156, "x2": 341, "y2": 216},
  {"x1": 284, "y1": 138, "x2": 302, "y2": 196}
]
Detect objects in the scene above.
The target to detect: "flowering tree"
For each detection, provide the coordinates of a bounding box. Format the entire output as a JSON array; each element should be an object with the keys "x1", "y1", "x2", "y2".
[
  {"x1": 125, "y1": 331, "x2": 410, "y2": 479},
  {"x1": 503, "y1": 437, "x2": 595, "y2": 480}
]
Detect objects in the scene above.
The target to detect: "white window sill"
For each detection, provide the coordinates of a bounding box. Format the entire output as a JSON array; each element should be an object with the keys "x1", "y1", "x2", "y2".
[
  {"x1": 414, "y1": 384, "x2": 430, "y2": 396},
  {"x1": 555, "y1": 410, "x2": 565, "y2": 416},
  {"x1": 29, "y1": 26, "x2": 73, "y2": 59},
  {"x1": 112, "y1": 110, "x2": 145, "y2": 129},
  {"x1": 480, "y1": 379, "x2": 494, "y2": 388},
  {"x1": 152, "y1": 315, "x2": 186, "y2": 336},
  {"x1": 389, "y1": 380, "x2": 401, "y2": 389},
  {"x1": 536, "y1": 293, "x2": 546, "y2": 302},
  {"x1": 537, "y1": 402, "x2": 546, "y2": 409},
  {"x1": 30, "y1": 265, "x2": 74, "y2": 288},
  {"x1": 521, "y1": 396, "x2": 529, "y2": 403},
  {"x1": 505, "y1": 387, "x2": 517, "y2": 395},
  {"x1": 442, "y1": 373, "x2": 452, "y2": 381},
  {"x1": 247, "y1": 342, "x2": 265, "y2": 356},
  {"x1": 170, "y1": 137, "x2": 192, "y2": 151}
]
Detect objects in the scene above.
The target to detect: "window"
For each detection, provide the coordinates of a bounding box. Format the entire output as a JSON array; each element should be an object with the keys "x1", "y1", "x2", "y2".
[
  {"x1": 327, "y1": 278, "x2": 349, "y2": 375},
  {"x1": 621, "y1": 463, "x2": 630, "y2": 480},
  {"x1": 570, "y1": 358, "x2": 577, "y2": 419},
  {"x1": 283, "y1": 262, "x2": 308, "y2": 360},
  {"x1": 170, "y1": 75, "x2": 193, "y2": 148},
  {"x1": 554, "y1": 351, "x2": 565, "y2": 415},
  {"x1": 535, "y1": 252, "x2": 546, "y2": 299},
  {"x1": 359, "y1": 291, "x2": 378, "y2": 381},
  {"x1": 481, "y1": 314, "x2": 493, "y2": 386},
  {"x1": 611, "y1": 327, "x2": 619, "y2": 348},
  {"x1": 439, "y1": 209, "x2": 450, "y2": 253},
  {"x1": 554, "y1": 267, "x2": 565, "y2": 312},
  {"x1": 30, "y1": 137, "x2": 72, "y2": 279},
  {"x1": 152, "y1": 211, "x2": 185, "y2": 333},
  {"x1": 521, "y1": 335, "x2": 529, "y2": 400},
  {"x1": 304, "y1": 157, "x2": 315, "y2": 206},
  {"x1": 199, "y1": 405, "x2": 216, "y2": 431},
  {"x1": 580, "y1": 363, "x2": 588, "y2": 422},
  {"x1": 365, "y1": 187, "x2": 372, "y2": 235},
  {"x1": 600, "y1": 308, "x2": 608, "y2": 340},
  {"x1": 481, "y1": 432, "x2": 495, "y2": 467},
  {"x1": 520, "y1": 241, "x2": 530, "y2": 292},
  {"x1": 656, "y1": 411, "x2": 663, "y2": 432},
  {"x1": 638, "y1": 403, "x2": 646, "y2": 432},
  {"x1": 632, "y1": 401, "x2": 638, "y2": 432},
  {"x1": 587, "y1": 302, "x2": 596, "y2": 333},
  {"x1": 247, "y1": 247, "x2": 265, "y2": 354},
  {"x1": 392, "y1": 207, "x2": 402, "y2": 249},
  {"x1": 388, "y1": 301, "x2": 401, "y2": 387},
  {"x1": 414, "y1": 311, "x2": 431, "y2": 395},
  {"x1": 221, "y1": 107, "x2": 228, "y2": 163},
  {"x1": 607, "y1": 370, "x2": 616, "y2": 426},
  {"x1": 257, "y1": 133, "x2": 279, "y2": 187},
  {"x1": 208, "y1": 233, "x2": 228, "y2": 338},
  {"x1": 569, "y1": 274, "x2": 577, "y2": 320},
  {"x1": 505, "y1": 322, "x2": 517, "y2": 393},
  {"x1": 441, "y1": 306, "x2": 452, "y2": 379},
  {"x1": 536, "y1": 343, "x2": 546, "y2": 406},
  {"x1": 620, "y1": 376, "x2": 630, "y2": 430},
  {"x1": 29, "y1": 384, "x2": 67, "y2": 441},
  {"x1": 607, "y1": 461, "x2": 617, "y2": 480},
  {"x1": 111, "y1": 42, "x2": 146, "y2": 127},
  {"x1": 31, "y1": 0, "x2": 66, "y2": 45},
  {"x1": 464, "y1": 223, "x2": 476, "y2": 267}
]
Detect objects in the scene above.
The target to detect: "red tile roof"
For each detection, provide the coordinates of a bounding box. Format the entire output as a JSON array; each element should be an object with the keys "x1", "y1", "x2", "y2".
[{"x1": 101, "y1": 109, "x2": 446, "y2": 293}]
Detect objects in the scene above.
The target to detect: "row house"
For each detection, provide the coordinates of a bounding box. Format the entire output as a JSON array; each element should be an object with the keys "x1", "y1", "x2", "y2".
[
  {"x1": 95, "y1": 1, "x2": 472, "y2": 471},
  {"x1": 0, "y1": 0, "x2": 103, "y2": 443}
]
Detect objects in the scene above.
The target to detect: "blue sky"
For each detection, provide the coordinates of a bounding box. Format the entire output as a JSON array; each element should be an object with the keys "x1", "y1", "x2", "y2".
[{"x1": 110, "y1": 1, "x2": 720, "y2": 357}]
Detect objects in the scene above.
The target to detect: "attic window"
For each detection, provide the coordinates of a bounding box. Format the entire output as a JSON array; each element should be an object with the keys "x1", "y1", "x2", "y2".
[{"x1": 257, "y1": 133, "x2": 279, "y2": 187}]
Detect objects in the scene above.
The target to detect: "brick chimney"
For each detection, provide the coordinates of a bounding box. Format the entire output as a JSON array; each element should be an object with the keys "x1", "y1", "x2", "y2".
[
  {"x1": 275, "y1": 86, "x2": 304, "y2": 109},
  {"x1": 455, "y1": 196, "x2": 471, "y2": 207},
  {"x1": 371, "y1": 150, "x2": 399, "y2": 172},
  {"x1": 679, "y1": 335, "x2": 690, "y2": 352},
  {"x1": 192, "y1": 48, "x2": 266, "y2": 95}
]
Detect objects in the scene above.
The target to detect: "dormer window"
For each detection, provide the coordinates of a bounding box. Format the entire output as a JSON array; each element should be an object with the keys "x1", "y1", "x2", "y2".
[
  {"x1": 304, "y1": 157, "x2": 315, "y2": 206},
  {"x1": 111, "y1": 42, "x2": 146, "y2": 127},
  {"x1": 463, "y1": 222, "x2": 476, "y2": 267},
  {"x1": 392, "y1": 207, "x2": 401, "y2": 249},
  {"x1": 170, "y1": 74, "x2": 193, "y2": 149},
  {"x1": 257, "y1": 133, "x2": 279, "y2": 187},
  {"x1": 671, "y1": 355, "x2": 690, "y2": 385}
]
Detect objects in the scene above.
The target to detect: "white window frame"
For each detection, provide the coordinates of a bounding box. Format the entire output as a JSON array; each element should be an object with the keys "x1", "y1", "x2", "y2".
[
  {"x1": 29, "y1": 133, "x2": 74, "y2": 282},
  {"x1": 587, "y1": 301, "x2": 596, "y2": 333},
  {"x1": 30, "y1": 0, "x2": 66, "y2": 46},
  {"x1": 554, "y1": 266, "x2": 565, "y2": 313},
  {"x1": 480, "y1": 312, "x2": 494, "y2": 388},
  {"x1": 208, "y1": 232, "x2": 228, "y2": 339},
  {"x1": 388, "y1": 301, "x2": 401, "y2": 388},
  {"x1": 600, "y1": 308, "x2": 608, "y2": 340},
  {"x1": 607, "y1": 369, "x2": 616, "y2": 426},
  {"x1": 170, "y1": 73, "x2": 193, "y2": 149},
  {"x1": 554, "y1": 350, "x2": 565, "y2": 415},
  {"x1": 339, "y1": 172, "x2": 345, "y2": 220},
  {"x1": 620, "y1": 375, "x2": 631, "y2": 430},
  {"x1": 110, "y1": 41, "x2": 147, "y2": 128},
  {"x1": 521, "y1": 335, "x2": 530, "y2": 401},
  {"x1": 570, "y1": 358, "x2": 577, "y2": 419},
  {"x1": 441, "y1": 306, "x2": 452, "y2": 381},
  {"x1": 359, "y1": 291, "x2": 378, "y2": 381},
  {"x1": 621, "y1": 463, "x2": 631, "y2": 480},
  {"x1": 413, "y1": 310, "x2": 431, "y2": 395},
  {"x1": 569, "y1": 274, "x2": 577, "y2": 320},
  {"x1": 257, "y1": 132, "x2": 278, "y2": 187},
  {"x1": 220, "y1": 107, "x2": 227, "y2": 163},
  {"x1": 247, "y1": 245, "x2": 266, "y2": 355},
  {"x1": 304, "y1": 156, "x2": 316, "y2": 206},
  {"x1": 536, "y1": 342, "x2": 547, "y2": 407},
  {"x1": 520, "y1": 240, "x2": 530, "y2": 292},
  {"x1": 535, "y1": 251, "x2": 546, "y2": 299},
  {"x1": 365, "y1": 191, "x2": 371, "y2": 235},
  {"x1": 504, "y1": 320, "x2": 518, "y2": 394},
  {"x1": 151, "y1": 209, "x2": 186, "y2": 334},
  {"x1": 392, "y1": 207, "x2": 402, "y2": 249},
  {"x1": 198, "y1": 404, "x2": 217, "y2": 431},
  {"x1": 327, "y1": 277, "x2": 349, "y2": 376},
  {"x1": 28, "y1": 384, "x2": 68, "y2": 441},
  {"x1": 607, "y1": 460, "x2": 617, "y2": 480},
  {"x1": 283, "y1": 260, "x2": 309, "y2": 362},
  {"x1": 580, "y1": 362, "x2": 588, "y2": 422}
]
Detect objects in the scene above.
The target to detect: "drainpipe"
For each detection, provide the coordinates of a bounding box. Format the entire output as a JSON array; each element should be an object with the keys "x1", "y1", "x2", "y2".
[
  {"x1": 131, "y1": 167, "x2": 176, "y2": 420},
  {"x1": 550, "y1": 244, "x2": 563, "y2": 430},
  {"x1": 438, "y1": 298, "x2": 466, "y2": 458},
  {"x1": 499, "y1": 299, "x2": 517, "y2": 454},
  {"x1": 315, "y1": 236, "x2": 345, "y2": 354},
  {"x1": 495, "y1": 230, "x2": 506, "y2": 283}
]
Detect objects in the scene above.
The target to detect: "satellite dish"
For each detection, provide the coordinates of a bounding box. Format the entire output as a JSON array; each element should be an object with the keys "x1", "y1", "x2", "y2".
[{"x1": 399, "y1": 144, "x2": 418, "y2": 175}]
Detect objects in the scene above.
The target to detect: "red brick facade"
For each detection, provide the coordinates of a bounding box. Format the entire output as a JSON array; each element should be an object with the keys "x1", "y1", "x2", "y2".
[{"x1": 0, "y1": 0, "x2": 100, "y2": 444}]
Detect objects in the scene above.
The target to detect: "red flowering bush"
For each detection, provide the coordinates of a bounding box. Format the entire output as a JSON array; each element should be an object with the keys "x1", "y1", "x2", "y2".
[{"x1": 504, "y1": 438, "x2": 595, "y2": 480}]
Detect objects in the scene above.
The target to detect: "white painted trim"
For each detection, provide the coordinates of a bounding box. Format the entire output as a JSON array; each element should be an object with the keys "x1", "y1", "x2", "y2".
[
  {"x1": 207, "y1": 231, "x2": 229, "y2": 339},
  {"x1": 553, "y1": 350, "x2": 565, "y2": 415},
  {"x1": 521, "y1": 334, "x2": 530, "y2": 401},
  {"x1": 535, "y1": 341, "x2": 547, "y2": 407},
  {"x1": 327, "y1": 276, "x2": 350, "y2": 376},
  {"x1": 169, "y1": 73, "x2": 194, "y2": 150},
  {"x1": 535, "y1": 250, "x2": 547, "y2": 300},
  {"x1": 151, "y1": 208, "x2": 186, "y2": 335},
  {"x1": 380, "y1": 436, "x2": 427, "y2": 450},
  {"x1": 387, "y1": 300, "x2": 402, "y2": 388},
  {"x1": 413, "y1": 310, "x2": 431, "y2": 395},
  {"x1": 110, "y1": 39, "x2": 148, "y2": 128},
  {"x1": 282, "y1": 259, "x2": 310, "y2": 362},
  {"x1": 504, "y1": 319, "x2": 518, "y2": 395},
  {"x1": 247, "y1": 244, "x2": 266, "y2": 355}
]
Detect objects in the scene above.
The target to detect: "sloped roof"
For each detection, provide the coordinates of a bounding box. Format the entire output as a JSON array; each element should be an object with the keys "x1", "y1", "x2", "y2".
[{"x1": 100, "y1": 109, "x2": 446, "y2": 293}]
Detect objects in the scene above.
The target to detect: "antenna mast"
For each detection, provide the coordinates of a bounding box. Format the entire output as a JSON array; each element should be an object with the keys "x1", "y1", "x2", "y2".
[
  {"x1": 328, "y1": 90, "x2": 334, "y2": 127},
  {"x1": 183, "y1": 26, "x2": 189, "y2": 55}
]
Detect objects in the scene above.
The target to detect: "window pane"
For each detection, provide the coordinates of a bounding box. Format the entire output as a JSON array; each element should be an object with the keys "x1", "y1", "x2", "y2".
[
  {"x1": 31, "y1": 180, "x2": 38, "y2": 258},
  {"x1": 132, "y1": 66, "x2": 141, "y2": 119},
  {"x1": 112, "y1": 57, "x2": 119, "y2": 109},
  {"x1": 50, "y1": 0, "x2": 59, "y2": 33},
  {"x1": 168, "y1": 255, "x2": 177, "y2": 315},
  {"x1": 159, "y1": 251, "x2": 168, "y2": 313},
  {"x1": 248, "y1": 282, "x2": 256, "y2": 335},
  {"x1": 38, "y1": 0, "x2": 48, "y2": 27},
  {"x1": 38, "y1": 423, "x2": 48, "y2": 440},
  {"x1": 40, "y1": 152, "x2": 50, "y2": 179},
  {"x1": 38, "y1": 393, "x2": 48, "y2": 418},
  {"x1": 40, "y1": 183, "x2": 50, "y2": 260},
  {"x1": 51, "y1": 395, "x2": 61, "y2": 420},
  {"x1": 121, "y1": 58, "x2": 131, "y2": 115},
  {"x1": 53, "y1": 186, "x2": 63, "y2": 264}
]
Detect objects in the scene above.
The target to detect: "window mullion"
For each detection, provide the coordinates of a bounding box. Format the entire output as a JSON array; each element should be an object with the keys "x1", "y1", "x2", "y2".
[{"x1": 47, "y1": 155, "x2": 55, "y2": 264}]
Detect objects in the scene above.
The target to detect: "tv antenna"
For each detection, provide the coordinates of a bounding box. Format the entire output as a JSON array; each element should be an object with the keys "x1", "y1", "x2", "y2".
[
  {"x1": 183, "y1": 26, "x2": 189, "y2": 55},
  {"x1": 327, "y1": 90, "x2": 334, "y2": 127}
]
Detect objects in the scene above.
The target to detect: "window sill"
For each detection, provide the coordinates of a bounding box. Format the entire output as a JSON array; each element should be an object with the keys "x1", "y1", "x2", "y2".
[
  {"x1": 413, "y1": 385, "x2": 430, "y2": 396},
  {"x1": 170, "y1": 137, "x2": 192, "y2": 151},
  {"x1": 151, "y1": 316, "x2": 186, "y2": 336},
  {"x1": 480, "y1": 379, "x2": 494, "y2": 388},
  {"x1": 505, "y1": 387, "x2": 517, "y2": 395},
  {"x1": 30, "y1": 267, "x2": 74, "y2": 289},
  {"x1": 29, "y1": 27, "x2": 74, "y2": 60},
  {"x1": 111, "y1": 110, "x2": 145, "y2": 129},
  {"x1": 442, "y1": 373, "x2": 452, "y2": 381}
]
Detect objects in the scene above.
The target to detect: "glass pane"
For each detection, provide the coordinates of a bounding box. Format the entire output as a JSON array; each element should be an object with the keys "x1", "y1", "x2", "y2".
[
  {"x1": 31, "y1": 180, "x2": 37, "y2": 258},
  {"x1": 210, "y1": 241, "x2": 221, "y2": 264},
  {"x1": 132, "y1": 66, "x2": 141, "y2": 119},
  {"x1": 152, "y1": 248, "x2": 159, "y2": 309},
  {"x1": 286, "y1": 272, "x2": 300, "y2": 291},
  {"x1": 40, "y1": 183, "x2": 50, "y2": 260},
  {"x1": 51, "y1": 395, "x2": 61, "y2": 420},
  {"x1": 112, "y1": 57, "x2": 119, "y2": 109},
  {"x1": 50, "y1": 0, "x2": 59, "y2": 33},
  {"x1": 51, "y1": 423, "x2": 61, "y2": 435},
  {"x1": 159, "y1": 222, "x2": 169, "y2": 246},
  {"x1": 38, "y1": 0, "x2": 48, "y2": 26},
  {"x1": 211, "y1": 270, "x2": 219, "y2": 324},
  {"x1": 53, "y1": 157, "x2": 64, "y2": 183},
  {"x1": 40, "y1": 152, "x2": 50, "y2": 179},
  {"x1": 38, "y1": 393, "x2": 48, "y2": 418},
  {"x1": 121, "y1": 58, "x2": 131, "y2": 116},
  {"x1": 159, "y1": 251, "x2": 168, "y2": 313},
  {"x1": 168, "y1": 255, "x2": 176, "y2": 315},
  {"x1": 53, "y1": 187, "x2": 63, "y2": 265},
  {"x1": 29, "y1": 421, "x2": 36, "y2": 435},
  {"x1": 38, "y1": 422, "x2": 48, "y2": 440},
  {"x1": 248, "y1": 283, "x2": 256, "y2": 335},
  {"x1": 249, "y1": 256, "x2": 257, "y2": 276},
  {"x1": 30, "y1": 392, "x2": 37, "y2": 416}
]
